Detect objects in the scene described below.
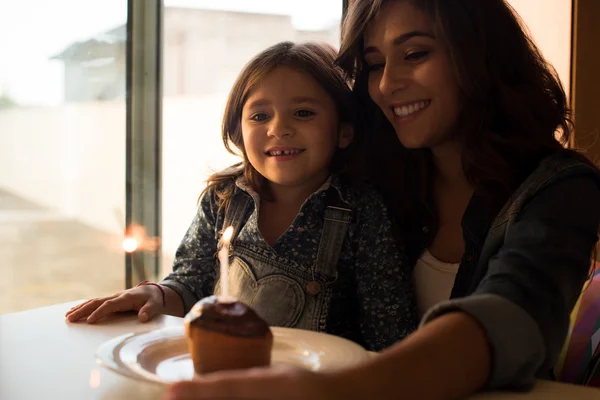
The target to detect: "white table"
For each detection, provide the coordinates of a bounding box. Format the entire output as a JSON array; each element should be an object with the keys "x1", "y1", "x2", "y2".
[{"x1": 1, "y1": 302, "x2": 598, "y2": 399}]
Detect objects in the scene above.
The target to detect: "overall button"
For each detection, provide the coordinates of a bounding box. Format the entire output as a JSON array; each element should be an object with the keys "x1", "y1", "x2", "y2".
[{"x1": 306, "y1": 281, "x2": 321, "y2": 295}]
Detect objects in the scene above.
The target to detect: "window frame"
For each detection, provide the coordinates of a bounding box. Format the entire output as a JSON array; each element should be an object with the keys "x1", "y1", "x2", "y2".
[{"x1": 125, "y1": 0, "x2": 163, "y2": 287}]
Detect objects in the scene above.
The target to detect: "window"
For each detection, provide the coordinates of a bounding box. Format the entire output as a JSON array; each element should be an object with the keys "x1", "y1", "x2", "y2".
[{"x1": 0, "y1": 1, "x2": 128, "y2": 313}]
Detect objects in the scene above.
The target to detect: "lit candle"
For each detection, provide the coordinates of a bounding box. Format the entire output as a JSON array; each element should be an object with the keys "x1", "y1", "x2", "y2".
[{"x1": 219, "y1": 226, "x2": 234, "y2": 299}]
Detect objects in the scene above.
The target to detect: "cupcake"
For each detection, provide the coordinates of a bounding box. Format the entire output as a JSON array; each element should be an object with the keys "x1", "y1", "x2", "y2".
[{"x1": 184, "y1": 296, "x2": 273, "y2": 375}]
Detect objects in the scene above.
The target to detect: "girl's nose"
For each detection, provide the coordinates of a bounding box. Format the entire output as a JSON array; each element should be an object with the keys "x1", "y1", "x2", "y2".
[{"x1": 268, "y1": 117, "x2": 294, "y2": 139}]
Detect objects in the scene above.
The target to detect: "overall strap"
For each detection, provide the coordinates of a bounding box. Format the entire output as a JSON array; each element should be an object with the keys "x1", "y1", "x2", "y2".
[{"x1": 312, "y1": 189, "x2": 353, "y2": 283}]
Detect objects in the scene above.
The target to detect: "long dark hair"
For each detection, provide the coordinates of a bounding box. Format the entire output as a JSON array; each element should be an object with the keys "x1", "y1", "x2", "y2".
[
  {"x1": 337, "y1": 0, "x2": 598, "y2": 252},
  {"x1": 202, "y1": 41, "x2": 361, "y2": 212}
]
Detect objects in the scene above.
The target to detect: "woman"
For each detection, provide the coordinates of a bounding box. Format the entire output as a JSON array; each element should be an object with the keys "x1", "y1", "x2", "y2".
[{"x1": 163, "y1": 1, "x2": 600, "y2": 399}]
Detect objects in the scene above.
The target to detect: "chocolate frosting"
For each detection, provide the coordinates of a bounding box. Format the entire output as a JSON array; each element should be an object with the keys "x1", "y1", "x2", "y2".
[{"x1": 188, "y1": 296, "x2": 270, "y2": 337}]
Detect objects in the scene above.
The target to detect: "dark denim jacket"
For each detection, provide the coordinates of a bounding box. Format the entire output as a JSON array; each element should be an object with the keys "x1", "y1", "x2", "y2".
[{"x1": 418, "y1": 151, "x2": 600, "y2": 389}]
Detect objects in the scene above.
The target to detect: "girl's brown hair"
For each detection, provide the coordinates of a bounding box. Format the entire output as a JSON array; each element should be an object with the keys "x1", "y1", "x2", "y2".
[
  {"x1": 202, "y1": 41, "x2": 361, "y2": 211},
  {"x1": 337, "y1": 0, "x2": 599, "y2": 255}
]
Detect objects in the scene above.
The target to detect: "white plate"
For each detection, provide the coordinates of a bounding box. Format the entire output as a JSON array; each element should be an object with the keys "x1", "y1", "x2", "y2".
[{"x1": 96, "y1": 326, "x2": 369, "y2": 384}]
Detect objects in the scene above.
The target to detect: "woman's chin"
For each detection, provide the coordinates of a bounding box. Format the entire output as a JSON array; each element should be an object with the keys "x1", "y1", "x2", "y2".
[{"x1": 395, "y1": 133, "x2": 429, "y2": 150}]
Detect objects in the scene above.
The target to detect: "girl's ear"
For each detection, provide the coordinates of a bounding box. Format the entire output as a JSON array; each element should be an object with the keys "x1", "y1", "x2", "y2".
[{"x1": 337, "y1": 123, "x2": 354, "y2": 149}]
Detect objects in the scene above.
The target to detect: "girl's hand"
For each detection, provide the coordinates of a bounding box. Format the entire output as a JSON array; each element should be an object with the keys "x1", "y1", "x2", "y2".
[
  {"x1": 161, "y1": 365, "x2": 349, "y2": 400},
  {"x1": 64, "y1": 284, "x2": 165, "y2": 324}
]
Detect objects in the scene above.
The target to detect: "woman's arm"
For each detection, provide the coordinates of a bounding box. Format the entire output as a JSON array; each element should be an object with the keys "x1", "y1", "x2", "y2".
[
  {"x1": 417, "y1": 174, "x2": 600, "y2": 389},
  {"x1": 338, "y1": 311, "x2": 491, "y2": 400}
]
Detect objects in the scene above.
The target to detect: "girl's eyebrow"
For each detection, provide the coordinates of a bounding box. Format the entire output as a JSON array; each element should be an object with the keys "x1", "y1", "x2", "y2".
[
  {"x1": 364, "y1": 30, "x2": 435, "y2": 55},
  {"x1": 291, "y1": 96, "x2": 321, "y2": 104},
  {"x1": 245, "y1": 96, "x2": 321, "y2": 109},
  {"x1": 245, "y1": 99, "x2": 270, "y2": 108}
]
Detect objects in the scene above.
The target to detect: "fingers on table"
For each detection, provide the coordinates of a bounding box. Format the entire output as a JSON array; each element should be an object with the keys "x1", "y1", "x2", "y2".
[
  {"x1": 65, "y1": 296, "x2": 118, "y2": 321},
  {"x1": 86, "y1": 293, "x2": 139, "y2": 324}
]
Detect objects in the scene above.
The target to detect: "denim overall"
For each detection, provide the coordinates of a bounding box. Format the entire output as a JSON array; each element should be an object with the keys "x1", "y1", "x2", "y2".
[{"x1": 215, "y1": 190, "x2": 352, "y2": 332}]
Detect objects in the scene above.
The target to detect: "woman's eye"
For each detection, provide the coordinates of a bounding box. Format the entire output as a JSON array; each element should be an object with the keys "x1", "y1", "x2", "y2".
[
  {"x1": 405, "y1": 51, "x2": 429, "y2": 61},
  {"x1": 366, "y1": 63, "x2": 384, "y2": 72},
  {"x1": 295, "y1": 109, "x2": 315, "y2": 118},
  {"x1": 250, "y1": 113, "x2": 268, "y2": 122}
]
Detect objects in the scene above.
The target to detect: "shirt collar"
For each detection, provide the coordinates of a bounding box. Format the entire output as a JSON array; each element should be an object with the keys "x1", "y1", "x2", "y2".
[{"x1": 234, "y1": 173, "x2": 351, "y2": 206}]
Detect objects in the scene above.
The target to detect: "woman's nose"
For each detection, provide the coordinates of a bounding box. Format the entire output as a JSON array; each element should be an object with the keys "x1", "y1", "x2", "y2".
[{"x1": 379, "y1": 62, "x2": 410, "y2": 96}]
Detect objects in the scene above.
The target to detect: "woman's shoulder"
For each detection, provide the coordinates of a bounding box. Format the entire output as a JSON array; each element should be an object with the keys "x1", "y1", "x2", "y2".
[
  {"x1": 537, "y1": 150, "x2": 600, "y2": 177},
  {"x1": 498, "y1": 150, "x2": 600, "y2": 220},
  {"x1": 518, "y1": 150, "x2": 600, "y2": 196}
]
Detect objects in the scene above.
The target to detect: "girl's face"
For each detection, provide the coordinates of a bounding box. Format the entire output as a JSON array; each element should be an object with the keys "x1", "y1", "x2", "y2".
[
  {"x1": 241, "y1": 66, "x2": 353, "y2": 193},
  {"x1": 363, "y1": 0, "x2": 461, "y2": 150}
]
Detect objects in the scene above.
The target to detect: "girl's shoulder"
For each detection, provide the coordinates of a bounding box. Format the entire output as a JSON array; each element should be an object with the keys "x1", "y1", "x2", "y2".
[
  {"x1": 200, "y1": 164, "x2": 249, "y2": 206},
  {"x1": 197, "y1": 177, "x2": 244, "y2": 220}
]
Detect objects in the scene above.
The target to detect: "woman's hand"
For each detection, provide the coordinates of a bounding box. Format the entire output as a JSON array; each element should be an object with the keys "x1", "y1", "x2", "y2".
[
  {"x1": 65, "y1": 284, "x2": 165, "y2": 324},
  {"x1": 162, "y1": 365, "x2": 349, "y2": 400}
]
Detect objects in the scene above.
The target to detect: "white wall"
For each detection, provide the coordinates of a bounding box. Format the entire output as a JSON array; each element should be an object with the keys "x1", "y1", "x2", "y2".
[{"x1": 508, "y1": 0, "x2": 572, "y2": 95}]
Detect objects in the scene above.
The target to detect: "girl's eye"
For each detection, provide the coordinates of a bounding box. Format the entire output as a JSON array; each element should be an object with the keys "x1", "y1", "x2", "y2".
[
  {"x1": 405, "y1": 51, "x2": 429, "y2": 61},
  {"x1": 295, "y1": 109, "x2": 315, "y2": 118},
  {"x1": 250, "y1": 113, "x2": 268, "y2": 122}
]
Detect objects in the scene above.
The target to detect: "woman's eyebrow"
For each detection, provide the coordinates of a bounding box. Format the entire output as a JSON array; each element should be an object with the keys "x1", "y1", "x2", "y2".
[{"x1": 364, "y1": 30, "x2": 435, "y2": 55}]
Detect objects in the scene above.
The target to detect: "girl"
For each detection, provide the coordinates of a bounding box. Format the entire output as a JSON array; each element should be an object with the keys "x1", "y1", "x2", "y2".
[
  {"x1": 163, "y1": 1, "x2": 600, "y2": 399},
  {"x1": 65, "y1": 41, "x2": 418, "y2": 352}
]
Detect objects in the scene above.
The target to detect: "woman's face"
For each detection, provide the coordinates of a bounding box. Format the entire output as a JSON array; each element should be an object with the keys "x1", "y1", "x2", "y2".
[{"x1": 363, "y1": 0, "x2": 461, "y2": 150}]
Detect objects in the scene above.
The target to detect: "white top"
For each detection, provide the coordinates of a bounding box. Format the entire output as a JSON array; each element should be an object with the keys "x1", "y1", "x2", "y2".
[
  {"x1": 413, "y1": 249, "x2": 461, "y2": 318},
  {"x1": 0, "y1": 301, "x2": 597, "y2": 399}
]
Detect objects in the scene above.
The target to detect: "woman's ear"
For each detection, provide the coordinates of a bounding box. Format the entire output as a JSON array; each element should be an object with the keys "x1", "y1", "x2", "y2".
[{"x1": 337, "y1": 124, "x2": 354, "y2": 149}]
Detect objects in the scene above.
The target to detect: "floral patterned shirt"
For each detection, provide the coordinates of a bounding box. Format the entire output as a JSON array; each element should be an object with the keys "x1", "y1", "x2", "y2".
[{"x1": 160, "y1": 175, "x2": 418, "y2": 351}]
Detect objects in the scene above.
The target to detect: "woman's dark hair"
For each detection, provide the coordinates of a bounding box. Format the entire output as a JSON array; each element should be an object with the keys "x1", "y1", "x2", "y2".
[
  {"x1": 202, "y1": 41, "x2": 361, "y2": 212},
  {"x1": 337, "y1": 0, "x2": 599, "y2": 258}
]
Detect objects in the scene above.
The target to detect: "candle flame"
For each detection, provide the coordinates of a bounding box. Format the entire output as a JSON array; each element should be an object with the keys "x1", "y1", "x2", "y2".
[{"x1": 222, "y1": 226, "x2": 234, "y2": 243}]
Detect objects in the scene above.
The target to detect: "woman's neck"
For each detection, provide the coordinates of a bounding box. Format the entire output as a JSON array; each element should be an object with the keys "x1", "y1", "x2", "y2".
[
  {"x1": 428, "y1": 142, "x2": 475, "y2": 263},
  {"x1": 431, "y1": 142, "x2": 471, "y2": 189}
]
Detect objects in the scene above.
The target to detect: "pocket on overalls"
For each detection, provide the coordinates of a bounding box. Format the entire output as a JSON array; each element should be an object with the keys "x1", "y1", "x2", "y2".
[{"x1": 214, "y1": 257, "x2": 305, "y2": 328}]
